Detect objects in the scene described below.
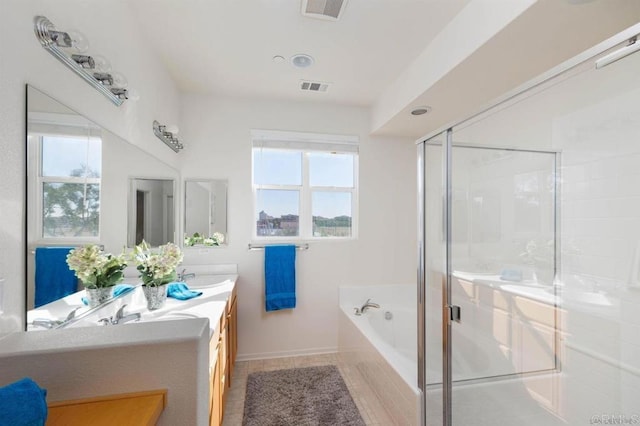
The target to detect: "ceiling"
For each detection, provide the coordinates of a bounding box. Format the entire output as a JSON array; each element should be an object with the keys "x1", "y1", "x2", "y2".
[
  {"x1": 128, "y1": 0, "x2": 470, "y2": 107},
  {"x1": 128, "y1": 0, "x2": 640, "y2": 140}
]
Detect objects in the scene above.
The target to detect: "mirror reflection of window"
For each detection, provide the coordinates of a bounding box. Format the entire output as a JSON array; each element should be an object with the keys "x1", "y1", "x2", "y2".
[{"x1": 40, "y1": 135, "x2": 102, "y2": 239}]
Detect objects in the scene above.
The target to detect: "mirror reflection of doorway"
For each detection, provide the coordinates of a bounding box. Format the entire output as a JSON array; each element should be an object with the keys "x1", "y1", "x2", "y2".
[
  {"x1": 165, "y1": 195, "x2": 174, "y2": 244},
  {"x1": 136, "y1": 190, "x2": 148, "y2": 245}
]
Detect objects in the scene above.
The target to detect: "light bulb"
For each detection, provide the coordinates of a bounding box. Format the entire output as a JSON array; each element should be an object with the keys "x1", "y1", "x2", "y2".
[
  {"x1": 127, "y1": 88, "x2": 141, "y2": 101},
  {"x1": 50, "y1": 30, "x2": 72, "y2": 48},
  {"x1": 92, "y1": 55, "x2": 111, "y2": 73},
  {"x1": 111, "y1": 72, "x2": 128, "y2": 88},
  {"x1": 68, "y1": 30, "x2": 89, "y2": 53}
]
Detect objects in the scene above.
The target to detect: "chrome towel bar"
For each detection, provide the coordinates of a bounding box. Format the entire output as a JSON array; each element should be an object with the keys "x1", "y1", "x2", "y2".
[{"x1": 248, "y1": 243, "x2": 309, "y2": 251}]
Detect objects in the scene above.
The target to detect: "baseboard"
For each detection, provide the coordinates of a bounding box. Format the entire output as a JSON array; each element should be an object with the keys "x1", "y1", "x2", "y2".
[{"x1": 237, "y1": 346, "x2": 338, "y2": 362}]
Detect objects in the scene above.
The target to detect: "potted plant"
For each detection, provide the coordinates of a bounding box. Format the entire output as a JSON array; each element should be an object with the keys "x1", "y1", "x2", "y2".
[
  {"x1": 133, "y1": 240, "x2": 183, "y2": 310},
  {"x1": 184, "y1": 232, "x2": 225, "y2": 247},
  {"x1": 66, "y1": 245, "x2": 128, "y2": 308}
]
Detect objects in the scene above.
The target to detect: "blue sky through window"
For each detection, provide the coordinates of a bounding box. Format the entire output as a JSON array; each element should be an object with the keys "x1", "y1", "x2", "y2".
[
  {"x1": 253, "y1": 148, "x2": 354, "y2": 219},
  {"x1": 309, "y1": 153, "x2": 353, "y2": 187},
  {"x1": 42, "y1": 136, "x2": 101, "y2": 177},
  {"x1": 257, "y1": 189, "x2": 299, "y2": 217},
  {"x1": 312, "y1": 192, "x2": 351, "y2": 218},
  {"x1": 253, "y1": 149, "x2": 301, "y2": 185}
]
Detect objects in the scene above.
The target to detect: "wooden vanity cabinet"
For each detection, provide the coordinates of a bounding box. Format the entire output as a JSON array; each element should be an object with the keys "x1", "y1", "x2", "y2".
[
  {"x1": 227, "y1": 287, "x2": 238, "y2": 388},
  {"x1": 209, "y1": 285, "x2": 238, "y2": 426},
  {"x1": 47, "y1": 390, "x2": 166, "y2": 426}
]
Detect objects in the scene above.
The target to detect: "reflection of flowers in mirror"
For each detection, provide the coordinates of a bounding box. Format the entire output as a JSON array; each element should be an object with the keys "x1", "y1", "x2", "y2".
[
  {"x1": 66, "y1": 244, "x2": 127, "y2": 289},
  {"x1": 133, "y1": 241, "x2": 183, "y2": 287},
  {"x1": 184, "y1": 232, "x2": 225, "y2": 247}
]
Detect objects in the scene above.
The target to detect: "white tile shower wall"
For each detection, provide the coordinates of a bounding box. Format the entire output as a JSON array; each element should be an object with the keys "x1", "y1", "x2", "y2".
[
  {"x1": 450, "y1": 151, "x2": 555, "y2": 283},
  {"x1": 551, "y1": 69, "x2": 640, "y2": 422}
]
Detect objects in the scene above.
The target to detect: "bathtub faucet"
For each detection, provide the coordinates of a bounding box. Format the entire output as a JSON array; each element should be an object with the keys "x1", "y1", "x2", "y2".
[{"x1": 354, "y1": 299, "x2": 380, "y2": 315}]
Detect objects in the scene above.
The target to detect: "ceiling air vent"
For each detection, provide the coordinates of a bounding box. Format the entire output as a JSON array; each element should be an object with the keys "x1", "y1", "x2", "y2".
[
  {"x1": 301, "y1": 0, "x2": 348, "y2": 21},
  {"x1": 300, "y1": 80, "x2": 330, "y2": 93}
]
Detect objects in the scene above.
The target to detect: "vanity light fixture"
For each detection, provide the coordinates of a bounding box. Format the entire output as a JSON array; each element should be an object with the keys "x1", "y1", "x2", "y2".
[
  {"x1": 153, "y1": 121, "x2": 184, "y2": 153},
  {"x1": 33, "y1": 15, "x2": 129, "y2": 106}
]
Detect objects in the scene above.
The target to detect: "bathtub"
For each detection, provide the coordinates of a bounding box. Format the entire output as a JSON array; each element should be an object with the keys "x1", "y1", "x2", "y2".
[{"x1": 338, "y1": 285, "x2": 420, "y2": 425}]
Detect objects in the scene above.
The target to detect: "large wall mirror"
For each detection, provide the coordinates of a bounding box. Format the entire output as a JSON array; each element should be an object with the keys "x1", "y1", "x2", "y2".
[
  {"x1": 26, "y1": 85, "x2": 179, "y2": 318},
  {"x1": 184, "y1": 179, "x2": 228, "y2": 246}
]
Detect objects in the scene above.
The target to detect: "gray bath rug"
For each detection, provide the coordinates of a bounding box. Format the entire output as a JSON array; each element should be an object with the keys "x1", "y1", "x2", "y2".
[{"x1": 242, "y1": 365, "x2": 365, "y2": 426}]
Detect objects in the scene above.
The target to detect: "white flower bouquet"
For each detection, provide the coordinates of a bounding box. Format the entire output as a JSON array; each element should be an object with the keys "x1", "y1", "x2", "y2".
[
  {"x1": 133, "y1": 240, "x2": 183, "y2": 286},
  {"x1": 66, "y1": 245, "x2": 127, "y2": 289},
  {"x1": 184, "y1": 232, "x2": 225, "y2": 247}
]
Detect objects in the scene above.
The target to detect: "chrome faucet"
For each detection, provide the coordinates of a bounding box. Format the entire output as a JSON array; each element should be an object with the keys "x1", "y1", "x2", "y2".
[
  {"x1": 31, "y1": 307, "x2": 81, "y2": 329},
  {"x1": 354, "y1": 299, "x2": 380, "y2": 316},
  {"x1": 178, "y1": 268, "x2": 196, "y2": 282},
  {"x1": 99, "y1": 304, "x2": 141, "y2": 325}
]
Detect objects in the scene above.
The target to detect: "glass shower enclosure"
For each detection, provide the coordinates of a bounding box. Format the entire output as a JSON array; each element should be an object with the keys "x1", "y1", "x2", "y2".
[{"x1": 418, "y1": 23, "x2": 640, "y2": 426}]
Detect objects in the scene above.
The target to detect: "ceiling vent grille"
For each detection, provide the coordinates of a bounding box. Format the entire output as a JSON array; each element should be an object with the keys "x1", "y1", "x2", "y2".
[
  {"x1": 300, "y1": 80, "x2": 330, "y2": 93},
  {"x1": 301, "y1": 0, "x2": 348, "y2": 21}
]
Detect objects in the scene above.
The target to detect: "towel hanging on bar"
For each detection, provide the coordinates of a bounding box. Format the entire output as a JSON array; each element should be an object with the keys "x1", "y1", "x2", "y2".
[{"x1": 264, "y1": 245, "x2": 297, "y2": 311}]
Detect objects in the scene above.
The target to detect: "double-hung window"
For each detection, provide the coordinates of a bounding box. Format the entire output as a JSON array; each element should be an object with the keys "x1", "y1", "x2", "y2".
[
  {"x1": 29, "y1": 114, "x2": 102, "y2": 242},
  {"x1": 252, "y1": 130, "x2": 358, "y2": 240}
]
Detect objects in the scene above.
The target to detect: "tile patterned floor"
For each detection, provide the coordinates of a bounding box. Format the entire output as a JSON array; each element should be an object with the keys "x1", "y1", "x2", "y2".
[{"x1": 222, "y1": 353, "x2": 397, "y2": 426}]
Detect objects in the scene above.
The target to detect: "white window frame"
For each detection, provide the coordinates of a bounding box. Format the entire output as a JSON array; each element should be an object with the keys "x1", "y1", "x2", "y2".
[
  {"x1": 28, "y1": 115, "x2": 102, "y2": 245},
  {"x1": 251, "y1": 129, "x2": 359, "y2": 242}
]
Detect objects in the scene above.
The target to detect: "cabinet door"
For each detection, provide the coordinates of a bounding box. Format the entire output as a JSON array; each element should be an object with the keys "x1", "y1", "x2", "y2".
[
  {"x1": 228, "y1": 296, "x2": 238, "y2": 388},
  {"x1": 220, "y1": 324, "x2": 228, "y2": 418},
  {"x1": 211, "y1": 350, "x2": 222, "y2": 426}
]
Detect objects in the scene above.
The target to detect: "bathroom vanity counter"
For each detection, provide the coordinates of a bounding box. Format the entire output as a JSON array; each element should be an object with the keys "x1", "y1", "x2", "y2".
[
  {"x1": 28, "y1": 273, "x2": 238, "y2": 339},
  {"x1": 6, "y1": 267, "x2": 239, "y2": 425}
]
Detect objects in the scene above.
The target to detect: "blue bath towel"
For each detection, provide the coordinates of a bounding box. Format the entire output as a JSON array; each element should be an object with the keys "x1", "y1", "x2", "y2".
[
  {"x1": 35, "y1": 247, "x2": 77, "y2": 308},
  {"x1": 167, "y1": 282, "x2": 202, "y2": 300},
  {"x1": 264, "y1": 245, "x2": 296, "y2": 311},
  {"x1": 0, "y1": 377, "x2": 47, "y2": 426}
]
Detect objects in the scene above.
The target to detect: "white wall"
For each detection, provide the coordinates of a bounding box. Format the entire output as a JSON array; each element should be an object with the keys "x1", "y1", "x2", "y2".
[
  {"x1": 0, "y1": 0, "x2": 182, "y2": 332},
  {"x1": 178, "y1": 94, "x2": 417, "y2": 359}
]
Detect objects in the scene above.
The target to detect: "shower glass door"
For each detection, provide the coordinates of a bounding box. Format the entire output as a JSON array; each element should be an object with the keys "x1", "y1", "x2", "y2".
[
  {"x1": 419, "y1": 136, "x2": 447, "y2": 426},
  {"x1": 448, "y1": 145, "x2": 558, "y2": 425},
  {"x1": 421, "y1": 23, "x2": 640, "y2": 426}
]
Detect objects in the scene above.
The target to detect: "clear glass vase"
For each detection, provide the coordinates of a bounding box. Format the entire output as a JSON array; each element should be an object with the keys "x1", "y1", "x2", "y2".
[
  {"x1": 85, "y1": 287, "x2": 113, "y2": 308},
  {"x1": 142, "y1": 285, "x2": 168, "y2": 311}
]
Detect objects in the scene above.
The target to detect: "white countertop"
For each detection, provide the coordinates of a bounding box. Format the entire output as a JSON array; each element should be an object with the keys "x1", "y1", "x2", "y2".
[{"x1": 27, "y1": 266, "x2": 238, "y2": 339}]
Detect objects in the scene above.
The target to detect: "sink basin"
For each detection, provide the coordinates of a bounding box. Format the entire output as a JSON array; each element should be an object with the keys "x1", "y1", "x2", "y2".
[
  {"x1": 182, "y1": 274, "x2": 235, "y2": 289},
  {"x1": 136, "y1": 311, "x2": 200, "y2": 323}
]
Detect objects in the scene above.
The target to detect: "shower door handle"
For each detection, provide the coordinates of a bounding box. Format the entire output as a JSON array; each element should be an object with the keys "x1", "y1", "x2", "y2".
[{"x1": 448, "y1": 305, "x2": 461, "y2": 322}]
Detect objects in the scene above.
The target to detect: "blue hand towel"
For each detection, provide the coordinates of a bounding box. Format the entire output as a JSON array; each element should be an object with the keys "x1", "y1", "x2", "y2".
[
  {"x1": 264, "y1": 245, "x2": 296, "y2": 311},
  {"x1": 81, "y1": 284, "x2": 134, "y2": 305},
  {"x1": 0, "y1": 377, "x2": 47, "y2": 426},
  {"x1": 167, "y1": 282, "x2": 202, "y2": 300},
  {"x1": 35, "y1": 247, "x2": 77, "y2": 308}
]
